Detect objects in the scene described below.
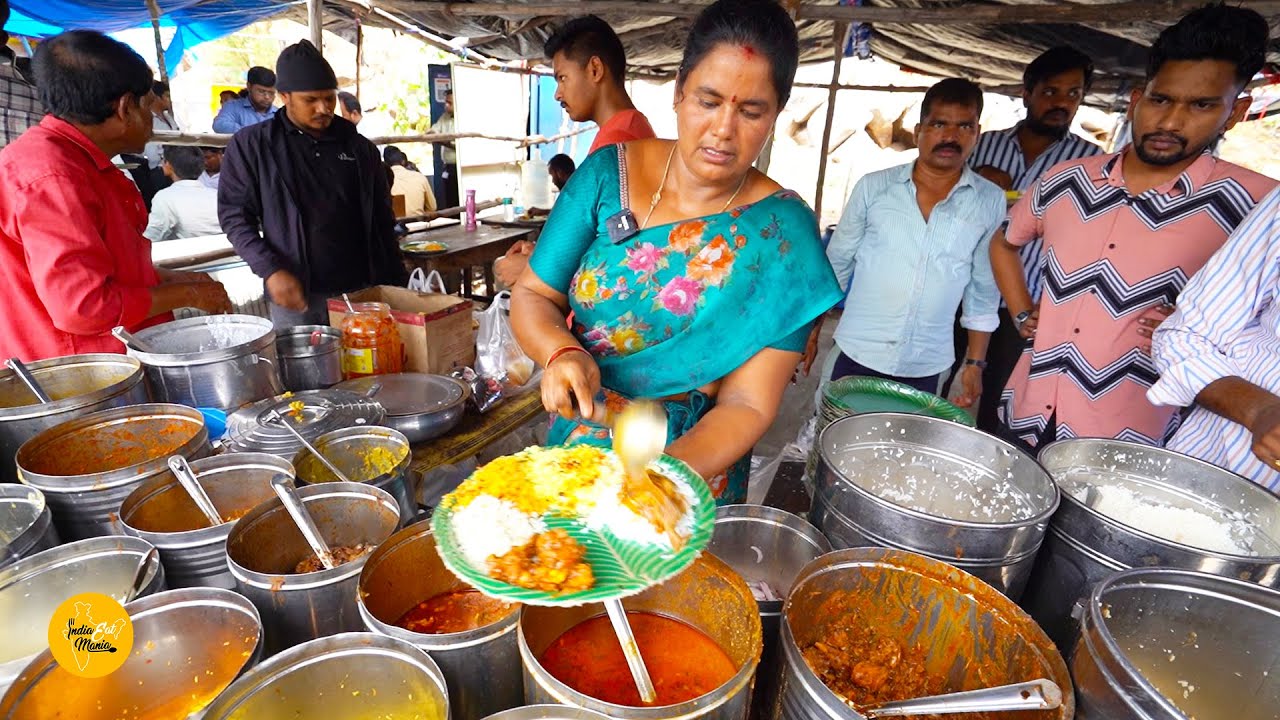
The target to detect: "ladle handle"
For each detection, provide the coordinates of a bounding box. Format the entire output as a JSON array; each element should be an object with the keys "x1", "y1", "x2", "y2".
[
  {"x1": 270, "y1": 475, "x2": 336, "y2": 571},
  {"x1": 128, "y1": 547, "x2": 158, "y2": 602},
  {"x1": 264, "y1": 410, "x2": 351, "y2": 483},
  {"x1": 112, "y1": 326, "x2": 155, "y2": 354},
  {"x1": 167, "y1": 456, "x2": 223, "y2": 527},
  {"x1": 863, "y1": 678, "x2": 1063, "y2": 718},
  {"x1": 5, "y1": 358, "x2": 51, "y2": 404},
  {"x1": 604, "y1": 599, "x2": 657, "y2": 704}
]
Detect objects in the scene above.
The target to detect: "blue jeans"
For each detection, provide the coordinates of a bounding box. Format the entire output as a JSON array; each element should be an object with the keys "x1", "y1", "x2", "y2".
[{"x1": 829, "y1": 352, "x2": 943, "y2": 395}]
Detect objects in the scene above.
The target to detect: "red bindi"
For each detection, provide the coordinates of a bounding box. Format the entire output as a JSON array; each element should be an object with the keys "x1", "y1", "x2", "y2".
[{"x1": 741, "y1": 44, "x2": 757, "y2": 59}]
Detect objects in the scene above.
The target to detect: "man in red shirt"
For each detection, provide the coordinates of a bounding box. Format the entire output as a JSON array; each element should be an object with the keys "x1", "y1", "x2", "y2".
[
  {"x1": 0, "y1": 30, "x2": 229, "y2": 362},
  {"x1": 545, "y1": 15, "x2": 655, "y2": 153}
]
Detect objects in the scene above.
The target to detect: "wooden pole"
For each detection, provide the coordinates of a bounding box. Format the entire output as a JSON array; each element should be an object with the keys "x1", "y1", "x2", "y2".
[
  {"x1": 145, "y1": 0, "x2": 168, "y2": 83},
  {"x1": 812, "y1": 24, "x2": 845, "y2": 223},
  {"x1": 307, "y1": 0, "x2": 324, "y2": 52},
  {"x1": 355, "y1": 19, "x2": 363, "y2": 99},
  {"x1": 409, "y1": 0, "x2": 1280, "y2": 24}
]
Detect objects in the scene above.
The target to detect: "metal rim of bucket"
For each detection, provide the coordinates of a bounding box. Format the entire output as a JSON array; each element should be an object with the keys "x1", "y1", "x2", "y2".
[
  {"x1": 819, "y1": 413, "x2": 1061, "y2": 531},
  {"x1": 292, "y1": 425, "x2": 412, "y2": 487},
  {"x1": 358, "y1": 519, "x2": 521, "y2": 651},
  {"x1": 226, "y1": 481, "x2": 401, "y2": 590},
  {"x1": 120, "y1": 452, "x2": 294, "y2": 549},
  {"x1": 130, "y1": 314, "x2": 276, "y2": 367},
  {"x1": 781, "y1": 547, "x2": 1074, "y2": 720},
  {"x1": 1040, "y1": 438, "x2": 1280, "y2": 563},
  {"x1": 1080, "y1": 566, "x2": 1280, "y2": 719},
  {"x1": 275, "y1": 325, "x2": 341, "y2": 359},
  {"x1": 0, "y1": 534, "x2": 163, "y2": 598},
  {"x1": 16, "y1": 403, "x2": 208, "y2": 492},
  {"x1": 200, "y1": 631, "x2": 450, "y2": 720},
  {"x1": 0, "y1": 354, "x2": 146, "y2": 421},
  {"x1": 481, "y1": 705, "x2": 615, "y2": 720},
  {"x1": 712, "y1": 504, "x2": 833, "y2": 615},
  {"x1": 0, "y1": 484, "x2": 52, "y2": 562}
]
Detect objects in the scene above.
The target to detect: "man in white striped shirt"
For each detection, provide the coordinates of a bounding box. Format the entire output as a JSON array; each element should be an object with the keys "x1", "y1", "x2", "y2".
[
  {"x1": 959, "y1": 47, "x2": 1101, "y2": 432},
  {"x1": 1150, "y1": 187, "x2": 1280, "y2": 490}
]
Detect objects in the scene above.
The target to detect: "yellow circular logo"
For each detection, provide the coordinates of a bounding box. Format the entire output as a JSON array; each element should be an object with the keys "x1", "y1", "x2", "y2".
[{"x1": 46, "y1": 592, "x2": 134, "y2": 678}]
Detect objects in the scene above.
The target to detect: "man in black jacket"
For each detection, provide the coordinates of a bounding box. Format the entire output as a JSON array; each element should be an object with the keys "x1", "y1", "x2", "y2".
[{"x1": 218, "y1": 40, "x2": 405, "y2": 328}]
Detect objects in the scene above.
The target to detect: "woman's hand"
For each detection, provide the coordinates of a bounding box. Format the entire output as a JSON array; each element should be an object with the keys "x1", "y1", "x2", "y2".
[{"x1": 541, "y1": 349, "x2": 602, "y2": 420}]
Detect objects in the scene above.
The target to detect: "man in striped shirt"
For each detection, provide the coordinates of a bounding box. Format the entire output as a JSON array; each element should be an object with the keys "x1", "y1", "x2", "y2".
[
  {"x1": 1149, "y1": 188, "x2": 1280, "y2": 490},
  {"x1": 961, "y1": 46, "x2": 1101, "y2": 433},
  {"x1": 991, "y1": 4, "x2": 1276, "y2": 450}
]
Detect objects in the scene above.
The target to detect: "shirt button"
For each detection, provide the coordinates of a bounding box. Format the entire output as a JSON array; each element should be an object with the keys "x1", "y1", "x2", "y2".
[
  {"x1": 1108, "y1": 243, "x2": 1116, "y2": 249},
  {"x1": 1045, "y1": 404, "x2": 1053, "y2": 410},
  {"x1": 1073, "y1": 328, "x2": 1080, "y2": 334}
]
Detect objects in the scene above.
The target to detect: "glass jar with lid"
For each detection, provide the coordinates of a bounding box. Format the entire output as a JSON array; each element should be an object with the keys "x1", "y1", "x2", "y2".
[{"x1": 340, "y1": 302, "x2": 403, "y2": 379}]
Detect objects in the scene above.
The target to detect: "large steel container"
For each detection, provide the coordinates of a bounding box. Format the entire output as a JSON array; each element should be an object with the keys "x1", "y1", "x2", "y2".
[
  {"x1": 0, "y1": 536, "x2": 163, "y2": 695},
  {"x1": 16, "y1": 403, "x2": 209, "y2": 540},
  {"x1": 1073, "y1": 567, "x2": 1280, "y2": 719},
  {"x1": 359, "y1": 520, "x2": 523, "y2": 720},
  {"x1": 1025, "y1": 438, "x2": 1280, "y2": 650},
  {"x1": 774, "y1": 548, "x2": 1072, "y2": 720},
  {"x1": 294, "y1": 425, "x2": 416, "y2": 525},
  {"x1": 202, "y1": 632, "x2": 450, "y2": 720},
  {"x1": 275, "y1": 325, "x2": 343, "y2": 391},
  {"x1": 482, "y1": 706, "x2": 614, "y2": 720},
  {"x1": 120, "y1": 453, "x2": 292, "y2": 589},
  {"x1": 0, "y1": 587, "x2": 262, "y2": 720},
  {"x1": 0, "y1": 354, "x2": 148, "y2": 484},
  {"x1": 226, "y1": 481, "x2": 401, "y2": 655},
  {"x1": 520, "y1": 554, "x2": 762, "y2": 720},
  {"x1": 811, "y1": 413, "x2": 1058, "y2": 599},
  {"x1": 130, "y1": 314, "x2": 282, "y2": 411},
  {"x1": 0, "y1": 485, "x2": 57, "y2": 569},
  {"x1": 708, "y1": 505, "x2": 831, "y2": 720}
]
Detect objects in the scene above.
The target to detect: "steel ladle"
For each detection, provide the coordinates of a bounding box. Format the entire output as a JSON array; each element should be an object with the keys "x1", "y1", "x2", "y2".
[
  {"x1": 861, "y1": 678, "x2": 1063, "y2": 717},
  {"x1": 167, "y1": 455, "x2": 223, "y2": 528},
  {"x1": 270, "y1": 475, "x2": 336, "y2": 571},
  {"x1": 263, "y1": 408, "x2": 352, "y2": 483},
  {"x1": 5, "y1": 357, "x2": 51, "y2": 404}
]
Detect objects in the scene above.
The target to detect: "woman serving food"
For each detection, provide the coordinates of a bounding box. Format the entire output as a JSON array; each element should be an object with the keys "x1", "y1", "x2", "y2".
[{"x1": 511, "y1": 0, "x2": 842, "y2": 503}]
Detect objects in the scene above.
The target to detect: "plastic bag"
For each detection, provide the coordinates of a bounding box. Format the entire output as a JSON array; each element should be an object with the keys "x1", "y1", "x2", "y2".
[
  {"x1": 407, "y1": 268, "x2": 447, "y2": 294},
  {"x1": 476, "y1": 291, "x2": 539, "y2": 392},
  {"x1": 450, "y1": 366, "x2": 505, "y2": 413}
]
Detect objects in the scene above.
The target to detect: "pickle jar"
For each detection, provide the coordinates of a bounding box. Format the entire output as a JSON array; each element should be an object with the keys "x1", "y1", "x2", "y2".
[{"x1": 340, "y1": 302, "x2": 403, "y2": 379}]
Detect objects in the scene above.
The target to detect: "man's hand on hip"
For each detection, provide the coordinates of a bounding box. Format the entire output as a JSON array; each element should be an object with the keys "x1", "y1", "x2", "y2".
[{"x1": 266, "y1": 270, "x2": 306, "y2": 312}]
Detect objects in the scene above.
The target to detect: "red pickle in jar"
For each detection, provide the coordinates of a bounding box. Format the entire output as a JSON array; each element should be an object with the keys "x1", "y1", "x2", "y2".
[{"x1": 341, "y1": 302, "x2": 403, "y2": 378}]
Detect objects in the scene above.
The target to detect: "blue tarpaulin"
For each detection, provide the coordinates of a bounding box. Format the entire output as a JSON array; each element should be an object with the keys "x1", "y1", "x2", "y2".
[{"x1": 7, "y1": 0, "x2": 292, "y2": 76}]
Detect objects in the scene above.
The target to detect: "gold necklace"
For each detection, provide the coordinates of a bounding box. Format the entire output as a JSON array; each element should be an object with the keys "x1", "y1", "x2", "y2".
[{"x1": 640, "y1": 145, "x2": 750, "y2": 229}]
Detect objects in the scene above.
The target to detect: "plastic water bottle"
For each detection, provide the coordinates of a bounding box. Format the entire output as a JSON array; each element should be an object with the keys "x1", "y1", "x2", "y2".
[
  {"x1": 503, "y1": 197, "x2": 515, "y2": 222},
  {"x1": 465, "y1": 189, "x2": 477, "y2": 232}
]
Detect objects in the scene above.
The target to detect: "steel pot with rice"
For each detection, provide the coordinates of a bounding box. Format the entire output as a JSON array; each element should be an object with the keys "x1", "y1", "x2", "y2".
[
  {"x1": 0, "y1": 353, "x2": 149, "y2": 485},
  {"x1": 15, "y1": 403, "x2": 209, "y2": 540},
  {"x1": 359, "y1": 520, "x2": 524, "y2": 720},
  {"x1": 1023, "y1": 439, "x2": 1280, "y2": 650},
  {"x1": 519, "y1": 553, "x2": 762, "y2": 720},
  {"x1": 128, "y1": 314, "x2": 282, "y2": 411},
  {"x1": 811, "y1": 413, "x2": 1058, "y2": 599},
  {"x1": 773, "y1": 547, "x2": 1072, "y2": 720}
]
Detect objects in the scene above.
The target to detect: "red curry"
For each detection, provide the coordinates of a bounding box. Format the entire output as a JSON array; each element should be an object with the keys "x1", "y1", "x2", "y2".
[
  {"x1": 539, "y1": 612, "x2": 737, "y2": 707},
  {"x1": 395, "y1": 589, "x2": 517, "y2": 634}
]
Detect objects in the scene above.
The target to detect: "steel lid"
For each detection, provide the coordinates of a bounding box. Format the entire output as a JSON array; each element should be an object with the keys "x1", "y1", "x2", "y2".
[
  {"x1": 223, "y1": 389, "x2": 385, "y2": 456},
  {"x1": 131, "y1": 315, "x2": 275, "y2": 365},
  {"x1": 336, "y1": 373, "x2": 468, "y2": 417}
]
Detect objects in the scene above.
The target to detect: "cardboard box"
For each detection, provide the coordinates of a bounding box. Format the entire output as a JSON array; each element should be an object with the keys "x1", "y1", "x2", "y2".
[{"x1": 328, "y1": 286, "x2": 475, "y2": 375}]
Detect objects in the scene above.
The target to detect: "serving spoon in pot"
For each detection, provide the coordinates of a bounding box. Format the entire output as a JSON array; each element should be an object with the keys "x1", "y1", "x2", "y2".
[{"x1": 860, "y1": 678, "x2": 1063, "y2": 717}]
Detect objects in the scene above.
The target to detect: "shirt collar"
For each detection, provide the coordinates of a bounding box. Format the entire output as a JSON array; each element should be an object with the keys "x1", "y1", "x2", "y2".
[
  {"x1": 280, "y1": 110, "x2": 351, "y2": 142},
  {"x1": 900, "y1": 160, "x2": 979, "y2": 190},
  {"x1": 1099, "y1": 148, "x2": 1216, "y2": 196},
  {"x1": 39, "y1": 115, "x2": 116, "y2": 171}
]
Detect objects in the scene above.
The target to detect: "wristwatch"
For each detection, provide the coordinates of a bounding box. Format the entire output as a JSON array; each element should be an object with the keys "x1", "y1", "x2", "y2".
[
  {"x1": 963, "y1": 358, "x2": 989, "y2": 369},
  {"x1": 1013, "y1": 309, "x2": 1032, "y2": 331}
]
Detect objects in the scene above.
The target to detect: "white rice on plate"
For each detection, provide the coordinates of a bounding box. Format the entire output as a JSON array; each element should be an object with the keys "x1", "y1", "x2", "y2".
[{"x1": 451, "y1": 494, "x2": 546, "y2": 569}]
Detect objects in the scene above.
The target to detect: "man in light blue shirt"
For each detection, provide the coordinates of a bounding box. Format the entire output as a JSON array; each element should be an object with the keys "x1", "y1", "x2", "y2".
[
  {"x1": 212, "y1": 66, "x2": 277, "y2": 133},
  {"x1": 826, "y1": 78, "x2": 1004, "y2": 404}
]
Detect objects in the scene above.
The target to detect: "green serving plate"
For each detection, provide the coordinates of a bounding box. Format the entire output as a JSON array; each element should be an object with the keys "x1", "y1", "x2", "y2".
[
  {"x1": 824, "y1": 375, "x2": 975, "y2": 427},
  {"x1": 401, "y1": 239, "x2": 451, "y2": 255},
  {"x1": 431, "y1": 452, "x2": 716, "y2": 606}
]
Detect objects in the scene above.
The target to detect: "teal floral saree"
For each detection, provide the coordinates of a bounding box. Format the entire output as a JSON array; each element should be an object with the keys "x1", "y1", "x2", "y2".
[{"x1": 528, "y1": 144, "x2": 842, "y2": 503}]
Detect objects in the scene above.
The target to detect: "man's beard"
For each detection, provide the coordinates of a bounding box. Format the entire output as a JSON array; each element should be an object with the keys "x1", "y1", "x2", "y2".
[
  {"x1": 1024, "y1": 110, "x2": 1071, "y2": 140},
  {"x1": 1133, "y1": 131, "x2": 1209, "y2": 167}
]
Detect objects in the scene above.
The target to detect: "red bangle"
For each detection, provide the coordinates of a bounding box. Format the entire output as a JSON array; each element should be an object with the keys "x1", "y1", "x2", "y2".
[{"x1": 546, "y1": 345, "x2": 590, "y2": 367}]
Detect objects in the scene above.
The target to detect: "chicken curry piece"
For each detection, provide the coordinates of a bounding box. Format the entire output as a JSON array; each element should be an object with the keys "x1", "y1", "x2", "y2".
[{"x1": 489, "y1": 529, "x2": 594, "y2": 593}]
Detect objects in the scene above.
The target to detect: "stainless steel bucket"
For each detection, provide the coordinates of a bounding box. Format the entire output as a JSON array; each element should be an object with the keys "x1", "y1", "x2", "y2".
[
  {"x1": 1073, "y1": 567, "x2": 1280, "y2": 719},
  {"x1": 0, "y1": 536, "x2": 164, "y2": 695},
  {"x1": 359, "y1": 520, "x2": 523, "y2": 720},
  {"x1": 16, "y1": 403, "x2": 209, "y2": 540},
  {"x1": 811, "y1": 413, "x2": 1058, "y2": 599},
  {"x1": 708, "y1": 505, "x2": 831, "y2": 720},
  {"x1": 0, "y1": 354, "x2": 149, "y2": 485},
  {"x1": 276, "y1": 325, "x2": 342, "y2": 391},
  {"x1": 482, "y1": 706, "x2": 614, "y2": 720},
  {"x1": 130, "y1": 314, "x2": 282, "y2": 411},
  {"x1": 202, "y1": 632, "x2": 450, "y2": 720},
  {"x1": 0, "y1": 587, "x2": 262, "y2": 720},
  {"x1": 1024, "y1": 438, "x2": 1280, "y2": 651},
  {"x1": 519, "y1": 554, "x2": 762, "y2": 720},
  {"x1": 293, "y1": 425, "x2": 416, "y2": 525},
  {"x1": 120, "y1": 453, "x2": 293, "y2": 589},
  {"x1": 226, "y1": 481, "x2": 401, "y2": 655},
  {"x1": 774, "y1": 548, "x2": 1072, "y2": 720},
  {"x1": 0, "y1": 485, "x2": 57, "y2": 569}
]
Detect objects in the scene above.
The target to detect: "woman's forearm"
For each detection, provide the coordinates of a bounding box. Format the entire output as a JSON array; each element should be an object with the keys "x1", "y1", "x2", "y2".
[
  {"x1": 509, "y1": 283, "x2": 578, "y2": 366},
  {"x1": 665, "y1": 401, "x2": 774, "y2": 481}
]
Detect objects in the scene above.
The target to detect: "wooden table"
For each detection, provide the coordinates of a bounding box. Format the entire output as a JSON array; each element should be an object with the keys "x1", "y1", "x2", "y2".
[
  {"x1": 482, "y1": 217, "x2": 547, "y2": 242},
  {"x1": 401, "y1": 223, "x2": 535, "y2": 300},
  {"x1": 409, "y1": 389, "x2": 546, "y2": 475}
]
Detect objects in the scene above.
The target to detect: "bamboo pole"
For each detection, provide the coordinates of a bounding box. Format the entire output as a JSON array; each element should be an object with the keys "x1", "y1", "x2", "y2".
[
  {"x1": 355, "y1": 19, "x2": 363, "y2": 99},
  {"x1": 812, "y1": 23, "x2": 845, "y2": 223},
  {"x1": 145, "y1": 0, "x2": 168, "y2": 83},
  {"x1": 150, "y1": 124, "x2": 594, "y2": 149},
  {"x1": 307, "y1": 0, "x2": 324, "y2": 52}
]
